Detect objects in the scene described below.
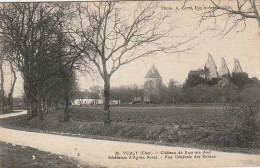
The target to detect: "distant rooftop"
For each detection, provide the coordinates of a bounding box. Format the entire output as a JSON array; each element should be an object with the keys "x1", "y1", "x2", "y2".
[{"x1": 145, "y1": 64, "x2": 162, "y2": 78}]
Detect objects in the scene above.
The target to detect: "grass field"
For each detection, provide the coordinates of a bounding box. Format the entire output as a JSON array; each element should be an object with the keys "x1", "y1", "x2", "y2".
[
  {"x1": 0, "y1": 106, "x2": 259, "y2": 154},
  {"x1": 70, "y1": 106, "x2": 232, "y2": 127},
  {"x1": 0, "y1": 142, "x2": 91, "y2": 168}
]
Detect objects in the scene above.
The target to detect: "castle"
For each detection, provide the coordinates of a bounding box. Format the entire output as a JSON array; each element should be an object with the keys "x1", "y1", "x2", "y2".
[
  {"x1": 189, "y1": 53, "x2": 243, "y2": 80},
  {"x1": 143, "y1": 54, "x2": 245, "y2": 102}
]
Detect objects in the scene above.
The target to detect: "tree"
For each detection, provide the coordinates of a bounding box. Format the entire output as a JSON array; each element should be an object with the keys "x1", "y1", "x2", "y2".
[
  {"x1": 110, "y1": 85, "x2": 144, "y2": 104},
  {"x1": 0, "y1": 46, "x2": 17, "y2": 113},
  {"x1": 88, "y1": 85, "x2": 102, "y2": 99},
  {"x1": 0, "y1": 3, "x2": 81, "y2": 120},
  {"x1": 199, "y1": 0, "x2": 260, "y2": 35},
  {"x1": 131, "y1": 85, "x2": 144, "y2": 104},
  {"x1": 184, "y1": 74, "x2": 207, "y2": 88},
  {"x1": 88, "y1": 85, "x2": 102, "y2": 105},
  {"x1": 231, "y1": 72, "x2": 249, "y2": 89},
  {"x1": 166, "y1": 79, "x2": 183, "y2": 104},
  {"x1": 56, "y1": 28, "x2": 82, "y2": 121},
  {"x1": 111, "y1": 86, "x2": 128, "y2": 104},
  {"x1": 72, "y1": 90, "x2": 88, "y2": 100},
  {"x1": 72, "y1": 2, "x2": 196, "y2": 124},
  {"x1": 7, "y1": 60, "x2": 17, "y2": 112},
  {"x1": 247, "y1": 77, "x2": 260, "y2": 87},
  {"x1": 0, "y1": 3, "x2": 60, "y2": 118}
]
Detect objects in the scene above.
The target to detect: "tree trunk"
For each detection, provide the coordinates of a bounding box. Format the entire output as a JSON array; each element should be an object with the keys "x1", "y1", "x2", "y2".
[
  {"x1": 63, "y1": 77, "x2": 70, "y2": 122},
  {"x1": 31, "y1": 100, "x2": 38, "y2": 118},
  {"x1": 63, "y1": 85, "x2": 69, "y2": 122},
  {"x1": 24, "y1": 75, "x2": 38, "y2": 119},
  {"x1": 103, "y1": 76, "x2": 111, "y2": 124},
  {"x1": 7, "y1": 63, "x2": 17, "y2": 113},
  {"x1": 0, "y1": 58, "x2": 5, "y2": 113},
  {"x1": 7, "y1": 94, "x2": 13, "y2": 112}
]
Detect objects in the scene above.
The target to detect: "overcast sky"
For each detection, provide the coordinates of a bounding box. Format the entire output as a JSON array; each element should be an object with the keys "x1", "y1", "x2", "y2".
[
  {"x1": 2, "y1": 1, "x2": 260, "y2": 97},
  {"x1": 78, "y1": 1, "x2": 260, "y2": 90}
]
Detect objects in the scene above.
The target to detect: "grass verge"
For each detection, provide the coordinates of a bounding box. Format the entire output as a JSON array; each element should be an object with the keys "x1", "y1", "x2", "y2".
[{"x1": 0, "y1": 141, "x2": 93, "y2": 168}]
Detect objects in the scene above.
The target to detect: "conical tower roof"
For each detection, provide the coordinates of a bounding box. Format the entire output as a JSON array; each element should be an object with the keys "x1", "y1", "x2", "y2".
[
  {"x1": 232, "y1": 58, "x2": 243, "y2": 73},
  {"x1": 145, "y1": 64, "x2": 162, "y2": 78},
  {"x1": 219, "y1": 57, "x2": 230, "y2": 76},
  {"x1": 204, "y1": 53, "x2": 218, "y2": 79}
]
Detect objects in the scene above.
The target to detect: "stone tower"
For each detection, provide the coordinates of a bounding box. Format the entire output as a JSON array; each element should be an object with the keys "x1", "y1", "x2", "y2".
[
  {"x1": 219, "y1": 57, "x2": 230, "y2": 76},
  {"x1": 232, "y1": 58, "x2": 243, "y2": 73},
  {"x1": 205, "y1": 53, "x2": 218, "y2": 79},
  {"x1": 144, "y1": 64, "x2": 162, "y2": 102}
]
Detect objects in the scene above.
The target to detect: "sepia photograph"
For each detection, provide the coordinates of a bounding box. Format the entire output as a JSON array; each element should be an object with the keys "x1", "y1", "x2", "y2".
[{"x1": 0, "y1": 0, "x2": 259, "y2": 167}]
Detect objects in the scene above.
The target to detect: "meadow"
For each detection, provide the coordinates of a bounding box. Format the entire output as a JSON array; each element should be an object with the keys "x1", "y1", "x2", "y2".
[{"x1": 0, "y1": 105, "x2": 259, "y2": 154}]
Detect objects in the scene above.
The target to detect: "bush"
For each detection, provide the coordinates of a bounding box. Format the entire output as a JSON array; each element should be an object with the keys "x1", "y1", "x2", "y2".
[
  {"x1": 224, "y1": 85, "x2": 260, "y2": 147},
  {"x1": 229, "y1": 103, "x2": 259, "y2": 147},
  {"x1": 184, "y1": 74, "x2": 207, "y2": 88}
]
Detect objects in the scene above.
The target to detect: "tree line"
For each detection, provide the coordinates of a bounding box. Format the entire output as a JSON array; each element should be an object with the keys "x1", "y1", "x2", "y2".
[
  {"x1": 74, "y1": 72, "x2": 259, "y2": 105},
  {"x1": 155, "y1": 73, "x2": 259, "y2": 104},
  {"x1": 0, "y1": 3, "x2": 81, "y2": 121}
]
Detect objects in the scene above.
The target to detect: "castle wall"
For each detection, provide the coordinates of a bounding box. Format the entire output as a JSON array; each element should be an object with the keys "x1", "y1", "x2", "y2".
[
  {"x1": 188, "y1": 54, "x2": 244, "y2": 81},
  {"x1": 219, "y1": 57, "x2": 230, "y2": 76},
  {"x1": 233, "y1": 58, "x2": 243, "y2": 73},
  {"x1": 205, "y1": 54, "x2": 218, "y2": 79}
]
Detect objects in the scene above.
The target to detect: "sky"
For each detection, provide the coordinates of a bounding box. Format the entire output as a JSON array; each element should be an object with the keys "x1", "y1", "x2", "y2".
[
  {"x1": 1, "y1": 1, "x2": 260, "y2": 97},
  {"x1": 77, "y1": 1, "x2": 260, "y2": 90}
]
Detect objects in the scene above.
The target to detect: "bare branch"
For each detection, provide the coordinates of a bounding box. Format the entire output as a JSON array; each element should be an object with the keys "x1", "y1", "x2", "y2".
[{"x1": 198, "y1": 0, "x2": 260, "y2": 36}]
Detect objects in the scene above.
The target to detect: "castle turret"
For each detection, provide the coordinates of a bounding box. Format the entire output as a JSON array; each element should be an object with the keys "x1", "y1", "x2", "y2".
[
  {"x1": 144, "y1": 64, "x2": 162, "y2": 103},
  {"x1": 232, "y1": 58, "x2": 243, "y2": 73},
  {"x1": 205, "y1": 53, "x2": 218, "y2": 79},
  {"x1": 219, "y1": 57, "x2": 230, "y2": 76}
]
